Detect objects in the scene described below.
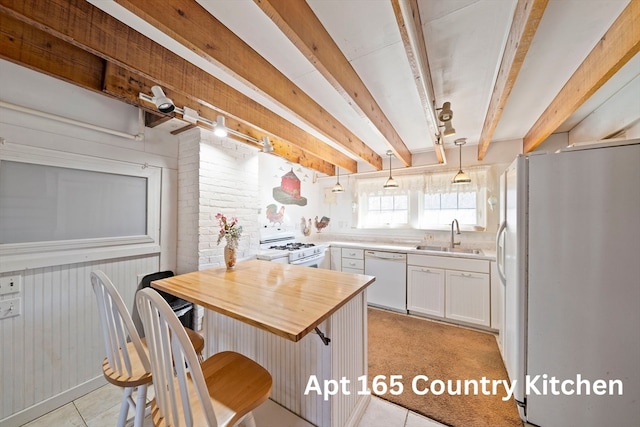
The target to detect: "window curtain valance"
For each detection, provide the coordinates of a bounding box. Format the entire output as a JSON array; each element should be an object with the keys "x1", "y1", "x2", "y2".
[
  {"x1": 354, "y1": 175, "x2": 416, "y2": 195},
  {"x1": 355, "y1": 166, "x2": 489, "y2": 195},
  {"x1": 423, "y1": 166, "x2": 488, "y2": 194}
]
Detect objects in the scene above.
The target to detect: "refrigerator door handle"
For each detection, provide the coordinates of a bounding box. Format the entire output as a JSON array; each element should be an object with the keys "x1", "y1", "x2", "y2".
[{"x1": 496, "y1": 221, "x2": 507, "y2": 284}]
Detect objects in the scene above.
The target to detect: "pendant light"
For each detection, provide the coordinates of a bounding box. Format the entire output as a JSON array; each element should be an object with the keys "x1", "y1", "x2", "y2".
[
  {"x1": 452, "y1": 138, "x2": 471, "y2": 184},
  {"x1": 383, "y1": 150, "x2": 399, "y2": 189},
  {"x1": 332, "y1": 167, "x2": 344, "y2": 193}
]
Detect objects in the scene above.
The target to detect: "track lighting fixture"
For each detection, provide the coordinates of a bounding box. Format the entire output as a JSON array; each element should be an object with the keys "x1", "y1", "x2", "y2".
[
  {"x1": 151, "y1": 86, "x2": 175, "y2": 113},
  {"x1": 140, "y1": 89, "x2": 272, "y2": 148},
  {"x1": 213, "y1": 115, "x2": 228, "y2": 137},
  {"x1": 332, "y1": 167, "x2": 344, "y2": 193},
  {"x1": 383, "y1": 150, "x2": 399, "y2": 189},
  {"x1": 452, "y1": 138, "x2": 471, "y2": 184},
  {"x1": 262, "y1": 136, "x2": 274, "y2": 153}
]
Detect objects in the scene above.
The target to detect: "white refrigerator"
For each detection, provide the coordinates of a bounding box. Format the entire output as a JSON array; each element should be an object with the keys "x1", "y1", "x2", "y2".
[{"x1": 496, "y1": 140, "x2": 640, "y2": 426}]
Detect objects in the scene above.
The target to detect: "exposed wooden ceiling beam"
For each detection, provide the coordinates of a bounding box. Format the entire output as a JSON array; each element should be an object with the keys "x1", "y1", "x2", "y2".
[
  {"x1": 144, "y1": 112, "x2": 175, "y2": 128},
  {"x1": 523, "y1": 0, "x2": 640, "y2": 152},
  {"x1": 0, "y1": 11, "x2": 105, "y2": 92},
  {"x1": 170, "y1": 123, "x2": 197, "y2": 135},
  {"x1": 113, "y1": 0, "x2": 383, "y2": 171},
  {"x1": 477, "y1": 0, "x2": 548, "y2": 160},
  {"x1": 0, "y1": 0, "x2": 354, "y2": 174},
  {"x1": 255, "y1": 0, "x2": 412, "y2": 167},
  {"x1": 391, "y1": 0, "x2": 443, "y2": 164},
  {"x1": 103, "y1": 64, "x2": 341, "y2": 175},
  {"x1": 103, "y1": 64, "x2": 338, "y2": 175}
]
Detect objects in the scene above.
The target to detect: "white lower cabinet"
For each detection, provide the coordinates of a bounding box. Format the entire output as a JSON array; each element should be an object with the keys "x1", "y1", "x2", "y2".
[
  {"x1": 407, "y1": 253, "x2": 491, "y2": 328},
  {"x1": 341, "y1": 248, "x2": 364, "y2": 274},
  {"x1": 445, "y1": 270, "x2": 490, "y2": 327},
  {"x1": 407, "y1": 266, "x2": 445, "y2": 317}
]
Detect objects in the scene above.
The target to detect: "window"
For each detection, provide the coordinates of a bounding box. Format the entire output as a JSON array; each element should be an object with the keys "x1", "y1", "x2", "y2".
[
  {"x1": 0, "y1": 143, "x2": 161, "y2": 269},
  {"x1": 365, "y1": 193, "x2": 409, "y2": 226},
  {"x1": 0, "y1": 161, "x2": 148, "y2": 244},
  {"x1": 420, "y1": 168, "x2": 488, "y2": 229},
  {"x1": 355, "y1": 167, "x2": 490, "y2": 230},
  {"x1": 422, "y1": 190, "x2": 478, "y2": 227}
]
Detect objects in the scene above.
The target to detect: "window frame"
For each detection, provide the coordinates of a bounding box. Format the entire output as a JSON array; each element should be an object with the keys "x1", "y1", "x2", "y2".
[
  {"x1": 354, "y1": 168, "x2": 489, "y2": 231},
  {"x1": 360, "y1": 191, "x2": 411, "y2": 228},
  {"x1": 0, "y1": 143, "x2": 161, "y2": 272}
]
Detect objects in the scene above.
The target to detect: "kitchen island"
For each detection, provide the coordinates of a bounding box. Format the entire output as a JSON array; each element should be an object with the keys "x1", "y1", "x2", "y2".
[{"x1": 152, "y1": 259, "x2": 375, "y2": 427}]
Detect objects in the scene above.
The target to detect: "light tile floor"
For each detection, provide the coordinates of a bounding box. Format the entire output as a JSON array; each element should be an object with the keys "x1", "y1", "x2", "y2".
[{"x1": 21, "y1": 383, "x2": 446, "y2": 427}]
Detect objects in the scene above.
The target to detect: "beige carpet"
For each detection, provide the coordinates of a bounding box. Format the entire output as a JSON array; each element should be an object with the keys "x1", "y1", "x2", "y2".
[{"x1": 368, "y1": 308, "x2": 523, "y2": 427}]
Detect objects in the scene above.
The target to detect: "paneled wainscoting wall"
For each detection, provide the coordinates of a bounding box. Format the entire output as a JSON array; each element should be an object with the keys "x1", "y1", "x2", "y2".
[
  {"x1": 206, "y1": 292, "x2": 369, "y2": 427},
  {"x1": 0, "y1": 254, "x2": 160, "y2": 427}
]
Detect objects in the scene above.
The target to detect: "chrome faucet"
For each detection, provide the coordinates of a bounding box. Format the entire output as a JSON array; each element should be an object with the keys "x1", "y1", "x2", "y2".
[{"x1": 450, "y1": 219, "x2": 461, "y2": 249}]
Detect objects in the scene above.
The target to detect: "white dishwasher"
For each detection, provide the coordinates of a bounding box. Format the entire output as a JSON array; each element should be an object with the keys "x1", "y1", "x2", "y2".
[{"x1": 364, "y1": 250, "x2": 407, "y2": 313}]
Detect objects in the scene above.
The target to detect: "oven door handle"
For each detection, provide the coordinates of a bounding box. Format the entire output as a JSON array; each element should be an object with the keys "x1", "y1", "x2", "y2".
[{"x1": 290, "y1": 253, "x2": 325, "y2": 265}]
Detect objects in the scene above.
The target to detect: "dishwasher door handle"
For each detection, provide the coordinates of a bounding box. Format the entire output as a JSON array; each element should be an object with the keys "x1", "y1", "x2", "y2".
[{"x1": 365, "y1": 251, "x2": 406, "y2": 261}]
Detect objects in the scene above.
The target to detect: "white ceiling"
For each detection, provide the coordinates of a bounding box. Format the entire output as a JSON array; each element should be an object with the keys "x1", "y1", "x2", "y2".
[{"x1": 89, "y1": 0, "x2": 638, "y2": 161}]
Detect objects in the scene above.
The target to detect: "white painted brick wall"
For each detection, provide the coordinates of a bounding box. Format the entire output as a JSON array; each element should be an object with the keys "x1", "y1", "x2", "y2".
[
  {"x1": 177, "y1": 128, "x2": 260, "y2": 272},
  {"x1": 177, "y1": 129, "x2": 201, "y2": 274}
]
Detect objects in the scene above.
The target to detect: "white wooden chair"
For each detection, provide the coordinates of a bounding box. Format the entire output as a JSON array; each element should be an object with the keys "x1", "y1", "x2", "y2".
[
  {"x1": 136, "y1": 287, "x2": 272, "y2": 427},
  {"x1": 91, "y1": 270, "x2": 152, "y2": 427}
]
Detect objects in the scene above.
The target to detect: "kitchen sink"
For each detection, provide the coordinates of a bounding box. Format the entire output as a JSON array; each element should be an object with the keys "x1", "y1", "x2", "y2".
[{"x1": 415, "y1": 245, "x2": 483, "y2": 255}]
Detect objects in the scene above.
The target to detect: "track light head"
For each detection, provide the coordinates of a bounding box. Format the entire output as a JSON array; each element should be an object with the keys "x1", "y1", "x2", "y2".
[
  {"x1": 442, "y1": 121, "x2": 456, "y2": 137},
  {"x1": 262, "y1": 136, "x2": 274, "y2": 153},
  {"x1": 438, "y1": 101, "x2": 453, "y2": 122},
  {"x1": 151, "y1": 86, "x2": 175, "y2": 113},
  {"x1": 213, "y1": 115, "x2": 228, "y2": 137}
]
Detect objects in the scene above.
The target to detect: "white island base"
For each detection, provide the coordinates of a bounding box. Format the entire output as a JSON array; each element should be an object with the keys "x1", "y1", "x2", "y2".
[{"x1": 205, "y1": 292, "x2": 369, "y2": 427}]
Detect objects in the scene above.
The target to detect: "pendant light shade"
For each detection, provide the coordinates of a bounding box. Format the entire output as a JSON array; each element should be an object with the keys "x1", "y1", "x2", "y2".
[
  {"x1": 332, "y1": 167, "x2": 344, "y2": 193},
  {"x1": 383, "y1": 150, "x2": 399, "y2": 189},
  {"x1": 452, "y1": 138, "x2": 471, "y2": 184}
]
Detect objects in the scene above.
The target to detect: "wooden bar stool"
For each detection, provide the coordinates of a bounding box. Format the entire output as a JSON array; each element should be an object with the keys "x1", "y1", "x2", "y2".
[
  {"x1": 136, "y1": 287, "x2": 273, "y2": 426},
  {"x1": 91, "y1": 271, "x2": 207, "y2": 426},
  {"x1": 91, "y1": 271, "x2": 152, "y2": 427}
]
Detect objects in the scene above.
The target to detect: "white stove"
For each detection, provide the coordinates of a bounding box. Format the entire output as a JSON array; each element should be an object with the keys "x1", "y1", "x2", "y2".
[{"x1": 258, "y1": 228, "x2": 327, "y2": 267}]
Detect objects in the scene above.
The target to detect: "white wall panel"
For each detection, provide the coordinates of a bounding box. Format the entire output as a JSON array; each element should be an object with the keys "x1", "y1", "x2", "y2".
[
  {"x1": 204, "y1": 293, "x2": 367, "y2": 427},
  {"x1": 0, "y1": 255, "x2": 160, "y2": 426}
]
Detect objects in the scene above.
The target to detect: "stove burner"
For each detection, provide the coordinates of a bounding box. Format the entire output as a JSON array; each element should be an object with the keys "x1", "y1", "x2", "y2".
[{"x1": 269, "y1": 242, "x2": 315, "y2": 251}]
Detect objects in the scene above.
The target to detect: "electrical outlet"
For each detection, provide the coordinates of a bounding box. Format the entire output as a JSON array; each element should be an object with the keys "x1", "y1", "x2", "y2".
[
  {"x1": 0, "y1": 297, "x2": 21, "y2": 319},
  {"x1": 0, "y1": 275, "x2": 21, "y2": 296}
]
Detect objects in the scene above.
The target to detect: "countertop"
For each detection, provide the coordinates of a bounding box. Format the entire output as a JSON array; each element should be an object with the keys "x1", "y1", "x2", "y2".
[
  {"x1": 151, "y1": 259, "x2": 375, "y2": 342},
  {"x1": 325, "y1": 240, "x2": 497, "y2": 261}
]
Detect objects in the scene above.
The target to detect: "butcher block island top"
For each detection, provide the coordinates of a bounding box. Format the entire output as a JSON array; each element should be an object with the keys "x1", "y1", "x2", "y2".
[{"x1": 151, "y1": 259, "x2": 375, "y2": 342}]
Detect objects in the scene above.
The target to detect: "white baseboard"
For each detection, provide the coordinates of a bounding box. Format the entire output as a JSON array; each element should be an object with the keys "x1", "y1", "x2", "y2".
[
  {"x1": 344, "y1": 394, "x2": 371, "y2": 427},
  {"x1": 0, "y1": 376, "x2": 106, "y2": 427}
]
